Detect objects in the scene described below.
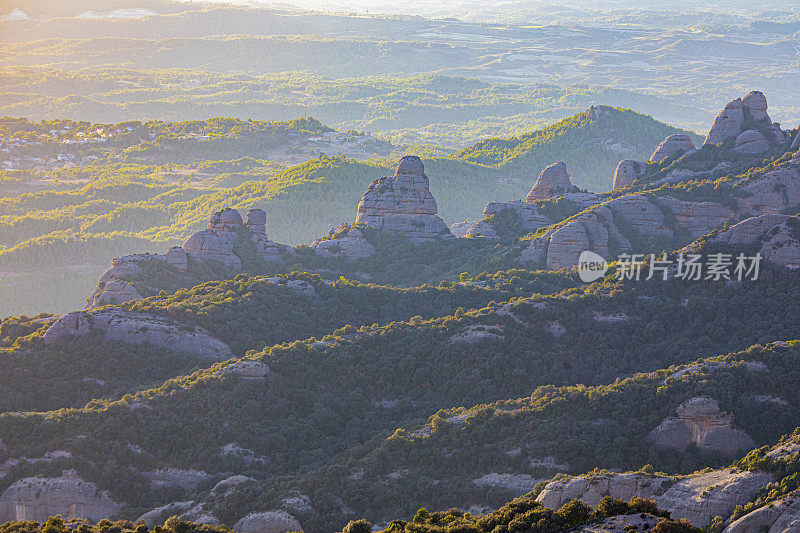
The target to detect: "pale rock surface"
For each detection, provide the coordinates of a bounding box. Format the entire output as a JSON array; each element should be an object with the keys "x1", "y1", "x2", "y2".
[
  {"x1": 792, "y1": 125, "x2": 800, "y2": 150},
  {"x1": 216, "y1": 360, "x2": 270, "y2": 379},
  {"x1": 536, "y1": 472, "x2": 668, "y2": 509},
  {"x1": 355, "y1": 156, "x2": 453, "y2": 243},
  {"x1": 737, "y1": 166, "x2": 800, "y2": 214},
  {"x1": 466, "y1": 200, "x2": 553, "y2": 239},
  {"x1": 647, "y1": 397, "x2": 755, "y2": 455},
  {"x1": 705, "y1": 98, "x2": 745, "y2": 146},
  {"x1": 526, "y1": 162, "x2": 575, "y2": 201},
  {"x1": 233, "y1": 510, "x2": 303, "y2": 533},
  {"x1": 86, "y1": 278, "x2": 142, "y2": 309},
  {"x1": 312, "y1": 228, "x2": 376, "y2": 260},
  {"x1": 136, "y1": 501, "x2": 195, "y2": 526},
  {"x1": 733, "y1": 130, "x2": 770, "y2": 154},
  {"x1": 606, "y1": 195, "x2": 672, "y2": 237},
  {"x1": 613, "y1": 160, "x2": 645, "y2": 189},
  {"x1": 537, "y1": 468, "x2": 772, "y2": 528},
  {"x1": 654, "y1": 197, "x2": 733, "y2": 239},
  {"x1": 724, "y1": 494, "x2": 800, "y2": 532},
  {"x1": 182, "y1": 208, "x2": 242, "y2": 268},
  {"x1": 449, "y1": 220, "x2": 474, "y2": 238},
  {"x1": 713, "y1": 215, "x2": 791, "y2": 245},
  {"x1": 650, "y1": 134, "x2": 696, "y2": 162},
  {"x1": 657, "y1": 469, "x2": 773, "y2": 527},
  {"x1": 713, "y1": 214, "x2": 800, "y2": 268},
  {"x1": 743, "y1": 91, "x2": 770, "y2": 122},
  {"x1": 0, "y1": 471, "x2": 121, "y2": 522},
  {"x1": 165, "y1": 246, "x2": 189, "y2": 271},
  {"x1": 43, "y1": 309, "x2": 232, "y2": 359}
]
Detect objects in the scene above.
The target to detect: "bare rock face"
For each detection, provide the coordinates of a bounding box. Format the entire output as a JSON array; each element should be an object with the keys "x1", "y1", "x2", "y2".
[
  {"x1": 86, "y1": 278, "x2": 142, "y2": 309},
  {"x1": 705, "y1": 98, "x2": 745, "y2": 146},
  {"x1": 233, "y1": 510, "x2": 303, "y2": 533},
  {"x1": 216, "y1": 360, "x2": 270, "y2": 379},
  {"x1": 792, "y1": 125, "x2": 800, "y2": 150},
  {"x1": 613, "y1": 160, "x2": 645, "y2": 189},
  {"x1": 654, "y1": 197, "x2": 733, "y2": 239},
  {"x1": 183, "y1": 207, "x2": 243, "y2": 268},
  {"x1": 0, "y1": 471, "x2": 121, "y2": 523},
  {"x1": 165, "y1": 246, "x2": 189, "y2": 271},
  {"x1": 724, "y1": 493, "x2": 800, "y2": 532},
  {"x1": 312, "y1": 227, "x2": 376, "y2": 260},
  {"x1": 659, "y1": 469, "x2": 773, "y2": 528},
  {"x1": 704, "y1": 91, "x2": 783, "y2": 148},
  {"x1": 650, "y1": 134, "x2": 696, "y2": 162},
  {"x1": 647, "y1": 397, "x2": 755, "y2": 455},
  {"x1": 85, "y1": 253, "x2": 157, "y2": 308},
  {"x1": 466, "y1": 200, "x2": 553, "y2": 239},
  {"x1": 536, "y1": 472, "x2": 668, "y2": 510},
  {"x1": 733, "y1": 130, "x2": 770, "y2": 154},
  {"x1": 737, "y1": 166, "x2": 800, "y2": 215},
  {"x1": 43, "y1": 309, "x2": 232, "y2": 359},
  {"x1": 526, "y1": 162, "x2": 575, "y2": 201},
  {"x1": 536, "y1": 468, "x2": 772, "y2": 529},
  {"x1": 713, "y1": 214, "x2": 791, "y2": 245},
  {"x1": 742, "y1": 90, "x2": 770, "y2": 123},
  {"x1": 355, "y1": 156, "x2": 453, "y2": 243},
  {"x1": 714, "y1": 214, "x2": 800, "y2": 269}
]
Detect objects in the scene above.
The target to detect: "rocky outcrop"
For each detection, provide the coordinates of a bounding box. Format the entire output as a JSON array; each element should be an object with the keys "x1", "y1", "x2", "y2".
[
  {"x1": 536, "y1": 468, "x2": 773, "y2": 528},
  {"x1": 355, "y1": 156, "x2": 453, "y2": 243},
  {"x1": 654, "y1": 197, "x2": 733, "y2": 239},
  {"x1": 466, "y1": 201, "x2": 551, "y2": 239},
  {"x1": 233, "y1": 510, "x2": 303, "y2": 533},
  {"x1": 724, "y1": 493, "x2": 800, "y2": 532},
  {"x1": 735, "y1": 165, "x2": 800, "y2": 215},
  {"x1": 183, "y1": 208, "x2": 244, "y2": 268},
  {"x1": 733, "y1": 130, "x2": 770, "y2": 154},
  {"x1": 650, "y1": 134, "x2": 696, "y2": 162},
  {"x1": 705, "y1": 98, "x2": 745, "y2": 146},
  {"x1": 86, "y1": 208, "x2": 293, "y2": 309},
  {"x1": 713, "y1": 214, "x2": 800, "y2": 269},
  {"x1": 0, "y1": 471, "x2": 121, "y2": 523},
  {"x1": 526, "y1": 162, "x2": 575, "y2": 201},
  {"x1": 704, "y1": 91, "x2": 784, "y2": 148},
  {"x1": 312, "y1": 227, "x2": 376, "y2": 260},
  {"x1": 743, "y1": 90, "x2": 770, "y2": 122},
  {"x1": 613, "y1": 160, "x2": 644, "y2": 189},
  {"x1": 647, "y1": 397, "x2": 755, "y2": 455},
  {"x1": 792, "y1": 126, "x2": 800, "y2": 150},
  {"x1": 43, "y1": 309, "x2": 232, "y2": 359},
  {"x1": 215, "y1": 360, "x2": 270, "y2": 379},
  {"x1": 467, "y1": 192, "x2": 602, "y2": 240}
]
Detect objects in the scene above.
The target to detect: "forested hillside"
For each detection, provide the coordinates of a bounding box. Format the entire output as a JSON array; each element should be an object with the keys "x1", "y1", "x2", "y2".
[{"x1": 0, "y1": 107, "x2": 695, "y2": 316}]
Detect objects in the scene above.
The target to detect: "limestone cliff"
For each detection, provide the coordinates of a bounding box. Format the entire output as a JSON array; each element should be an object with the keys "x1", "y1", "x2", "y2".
[{"x1": 354, "y1": 156, "x2": 454, "y2": 243}]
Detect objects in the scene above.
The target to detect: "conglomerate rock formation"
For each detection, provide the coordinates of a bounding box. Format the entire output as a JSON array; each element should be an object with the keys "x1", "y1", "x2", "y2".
[{"x1": 354, "y1": 155, "x2": 454, "y2": 243}]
